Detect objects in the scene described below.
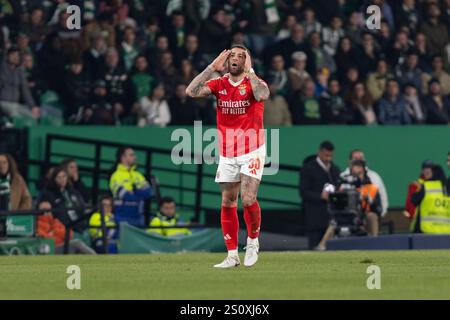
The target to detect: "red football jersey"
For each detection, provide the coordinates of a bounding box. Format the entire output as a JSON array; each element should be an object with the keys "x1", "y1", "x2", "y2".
[{"x1": 206, "y1": 74, "x2": 265, "y2": 157}]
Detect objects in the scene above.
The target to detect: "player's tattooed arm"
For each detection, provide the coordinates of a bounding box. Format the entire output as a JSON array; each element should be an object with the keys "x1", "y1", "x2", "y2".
[
  {"x1": 247, "y1": 72, "x2": 270, "y2": 102},
  {"x1": 185, "y1": 66, "x2": 214, "y2": 97},
  {"x1": 244, "y1": 51, "x2": 269, "y2": 101},
  {"x1": 186, "y1": 49, "x2": 230, "y2": 98}
]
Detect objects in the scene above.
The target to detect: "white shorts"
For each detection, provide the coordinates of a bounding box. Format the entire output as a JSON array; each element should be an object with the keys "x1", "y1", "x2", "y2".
[{"x1": 215, "y1": 144, "x2": 266, "y2": 183}]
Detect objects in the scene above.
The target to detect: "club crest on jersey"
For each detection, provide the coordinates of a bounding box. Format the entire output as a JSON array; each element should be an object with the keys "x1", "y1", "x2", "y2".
[{"x1": 238, "y1": 84, "x2": 246, "y2": 96}]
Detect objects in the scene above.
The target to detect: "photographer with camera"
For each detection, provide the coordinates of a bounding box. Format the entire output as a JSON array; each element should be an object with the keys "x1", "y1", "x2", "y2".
[{"x1": 315, "y1": 159, "x2": 382, "y2": 250}]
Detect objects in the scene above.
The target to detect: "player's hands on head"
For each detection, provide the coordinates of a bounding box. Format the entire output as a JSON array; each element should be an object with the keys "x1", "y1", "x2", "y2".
[
  {"x1": 209, "y1": 49, "x2": 230, "y2": 72},
  {"x1": 244, "y1": 50, "x2": 252, "y2": 73}
]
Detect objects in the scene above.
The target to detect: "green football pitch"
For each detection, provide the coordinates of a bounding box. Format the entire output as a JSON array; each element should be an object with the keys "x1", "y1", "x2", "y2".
[{"x1": 1, "y1": 250, "x2": 450, "y2": 299}]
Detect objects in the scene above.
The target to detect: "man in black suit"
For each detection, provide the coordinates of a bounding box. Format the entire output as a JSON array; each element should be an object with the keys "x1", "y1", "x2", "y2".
[{"x1": 300, "y1": 141, "x2": 341, "y2": 249}]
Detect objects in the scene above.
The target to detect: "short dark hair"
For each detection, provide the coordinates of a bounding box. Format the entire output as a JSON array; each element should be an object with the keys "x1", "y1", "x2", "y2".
[
  {"x1": 319, "y1": 141, "x2": 334, "y2": 151},
  {"x1": 350, "y1": 159, "x2": 366, "y2": 169},
  {"x1": 116, "y1": 146, "x2": 133, "y2": 163},
  {"x1": 231, "y1": 44, "x2": 249, "y2": 52},
  {"x1": 159, "y1": 196, "x2": 175, "y2": 208},
  {"x1": 6, "y1": 47, "x2": 19, "y2": 56}
]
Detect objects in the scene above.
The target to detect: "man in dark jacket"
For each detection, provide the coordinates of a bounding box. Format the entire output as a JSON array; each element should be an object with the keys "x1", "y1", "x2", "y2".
[{"x1": 300, "y1": 141, "x2": 341, "y2": 249}]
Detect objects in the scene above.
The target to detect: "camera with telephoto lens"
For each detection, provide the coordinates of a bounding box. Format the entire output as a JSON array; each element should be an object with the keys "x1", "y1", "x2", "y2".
[{"x1": 327, "y1": 174, "x2": 366, "y2": 237}]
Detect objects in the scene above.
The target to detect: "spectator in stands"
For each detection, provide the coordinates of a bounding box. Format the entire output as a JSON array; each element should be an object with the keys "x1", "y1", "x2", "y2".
[
  {"x1": 0, "y1": 153, "x2": 32, "y2": 211},
  {"x1": 266, "y1": 55, "x2": 288, "y2": 97},
  {"x1": 61, "y1": 159, "x2": 90, "y2": 204},
  {"x1": 146, "y1": 34, "x2": 170, "y2": 70},
  {"x1": 341, "y1": 66, "x2": 360, "y2": 99},
  {"x1": 138, "y1": 84, "x2": 171, "y2": 127},
  {"x1": 268, "y1": 24, "x2": 306, "y2": 69},
  {"x1": 80, "y1": 80, "x2": 114, "y2": 125},
  {"x1": 347, "y1": 81, "x2": 377, "y2": 125},
  {"x1": 148, "y1": 196, "x2": 192, "y2": 237},
  {"x1": 40, "y1": 166, "x2": 88, "y2": 233},
  {"x1": 319, "y1": 77, "x2": 350, "y2": 125},
  {"x1": 130, "y1": 55, "x2": 156, "y2": 102},
  {"x1": 404, "y1": 160, "x2": 434, "y2": 221},
  {"x1": 289, "y1": 78, "x2": 321, "y2": 125},
  {"x1": 98, "y1": 47, "x2": 132, "y2": 123},
  {"x1": 388, "y1": 30, "x2": 413, "y2": 67},
  {"x1": 276, "y1": 14, "x2": 297, "y2": 41},
  {"x1": 322, "y1": 15, "x2": 344, "y2": 57},
  {"x1": 403, "y1": 83, "x2": 425, "y2": 124},
  {"x1": 334, "y1": 36, "x2": 358, "y2": 82},
  {"x1": 316, "y1": 159, "x2": 382, "y2": 250},
  {"x1": 168, "y1": 83, "x2": 197, "y2": 125},
  {"x1": 109, "y1": 146, "x2": 152, "y2": 226},
  {"x1": 89, "y1": 194, "x2": 118, "y2": 253},
  {"x1": 300, "y1": 141, "x2": 340, "y2": 250},
  {"x1": 414, "y1": 32, "x2": 431, "y2": 73},
  {"x1": 21, "y1": 52, "x2": 46, "y2": 105},
  {"x1": 377, "y1": 78, "x2": 412, "y2": 125},
  {"x1": 37, "y1": 199, "x2": 96, "y2": 254},
  {"x1": 307, "y1": 31, "x2": 336, "y2": 76},
  {"x1": 367, "y1": 58, "x2": 392, "y2": 102},
  {"x1": 420, "y1": 2, "x2": 449, "y2": 57},
  {"x1": 166, "y1": 11, "x2": 189, "y2": 53},
  {"x1": 176, "y1": 34, "x2": 206, "y2": 72},
  {"x1": 119, "y1": 26, "x2": 139, "y2": 72},
  {"x1": 345, "y1": 11, "x2": 363, "y2": 46},
  {"x1": 23, "y1": 6, "x2": 50, "y2": 51},
  {"x1": 395, "y1": 50, "x2": 424, "y2": 94},
  {"x1": 340, "y1": 149, "x2": 389, "y2": 217},
  {"x1": 301, "y1": 6, "x2": 322, "y2": 37},
  {"x1": 264, "y1": 83, "x2": 292, "y2": 126},
  {"x1": 287, "y1": 51, "x2": 311, "y2": 95},
  {"x1": 410, "y1": 164, "x2": 449, "y2": 233},
  {"x1": 62, "y1": 59, "x2": 91, "y2": 123},
  {"x1": 80, "y1": 11, "x2": 116, "y2": 49},
  {"x1": 422, "y1": 78, "x2": 450, "y2": 124},
  {"x1": 0, "y1": 47, "x2": 40, "y2": 119},
  {"x1": 356, "y1": 32, "x2": 378, "y2": 77},
  {"x1": 394, "y1": 0, "x2": 420, "y2": 32},
  {"x1": 423, "y1": 55, "x2": 450, "y2": 96},
  {"x1": 179, "y1": 59, "x2": 198, "y2": 85},
  {"x1": 155, "y1": 51, "x2": 180, "y2": 98},
  {"x1": 200, "y1": 7, "x2": 232, "y2": 56},
  {"x1": 82, "y1": 32, "x2": 107, "y2": 81}
]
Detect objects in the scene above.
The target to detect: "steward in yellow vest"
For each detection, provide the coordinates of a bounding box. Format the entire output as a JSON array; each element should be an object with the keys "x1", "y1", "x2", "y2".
[
  {"x1": 411, "y1": 177, "x2": 450, "y2": 234},
  {"x1": 147, "y1": 197, "x2": 192, "y2": 237}
]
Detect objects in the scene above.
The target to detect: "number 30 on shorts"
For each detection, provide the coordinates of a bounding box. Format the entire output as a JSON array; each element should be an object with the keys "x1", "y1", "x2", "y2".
[{"x1": 248, "y1": 158, "x2": 261, "y2": 175}]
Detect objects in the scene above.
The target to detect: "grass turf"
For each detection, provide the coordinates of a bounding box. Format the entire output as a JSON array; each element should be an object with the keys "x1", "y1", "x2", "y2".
[{"x1": 1, "y1": 250, "x2": 450, "y2": 299}]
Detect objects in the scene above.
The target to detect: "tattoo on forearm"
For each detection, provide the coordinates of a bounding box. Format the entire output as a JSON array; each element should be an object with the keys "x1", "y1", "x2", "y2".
[
  {"x1": 248, "y1": 72, "x2": 270, "y2": 101},
  {"x1": 187, "y1": 67, "x2": 214, "y2": 96}
]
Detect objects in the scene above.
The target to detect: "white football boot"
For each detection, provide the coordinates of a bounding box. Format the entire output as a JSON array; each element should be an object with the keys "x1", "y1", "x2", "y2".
[
  {"x1": 214, "y1": 251, "x2": 241, "y2": 268},
  {"x1": 244, "y1": 237, "x2": 259, "y2": 267}
]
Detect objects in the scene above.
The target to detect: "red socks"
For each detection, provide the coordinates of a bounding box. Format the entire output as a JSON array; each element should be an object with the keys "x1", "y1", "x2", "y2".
[
  {"x1": 244, "y1": 201, "x2": 261, "y2": 239},
  {"x1": 221, "y1": 202, "x2": 261, "y2": 250},
  {"x1": 221, "y1": 206, "x2": 239, "y2": 250}
]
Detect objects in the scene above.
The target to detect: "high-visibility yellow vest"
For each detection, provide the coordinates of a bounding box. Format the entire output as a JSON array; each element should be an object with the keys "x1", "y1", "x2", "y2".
[
  {"x1": 147, "y1": 213, "x2": 192, "y2": 237},
  {"x1": 89, "y1": 212, "x2": 116, "y2": 239},
  {"x1": 417, "y1": 181, "x2": 450, "y2": 234}
]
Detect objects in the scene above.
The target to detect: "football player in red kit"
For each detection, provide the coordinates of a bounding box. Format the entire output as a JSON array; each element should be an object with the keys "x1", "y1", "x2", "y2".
[{"x1": 186, "y1": 45, "x2": 270, "y2": 268}]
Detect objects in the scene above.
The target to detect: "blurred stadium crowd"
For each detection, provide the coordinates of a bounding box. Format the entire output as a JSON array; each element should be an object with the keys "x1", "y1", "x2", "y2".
[{"x1": 0, "y1": 0, "x2": 449, "y2": 127}]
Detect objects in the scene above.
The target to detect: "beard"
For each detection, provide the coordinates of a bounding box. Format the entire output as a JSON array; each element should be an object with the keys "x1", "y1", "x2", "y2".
[{"x1": 228, "y1": 62, "x2": 244, "y2": 76}]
